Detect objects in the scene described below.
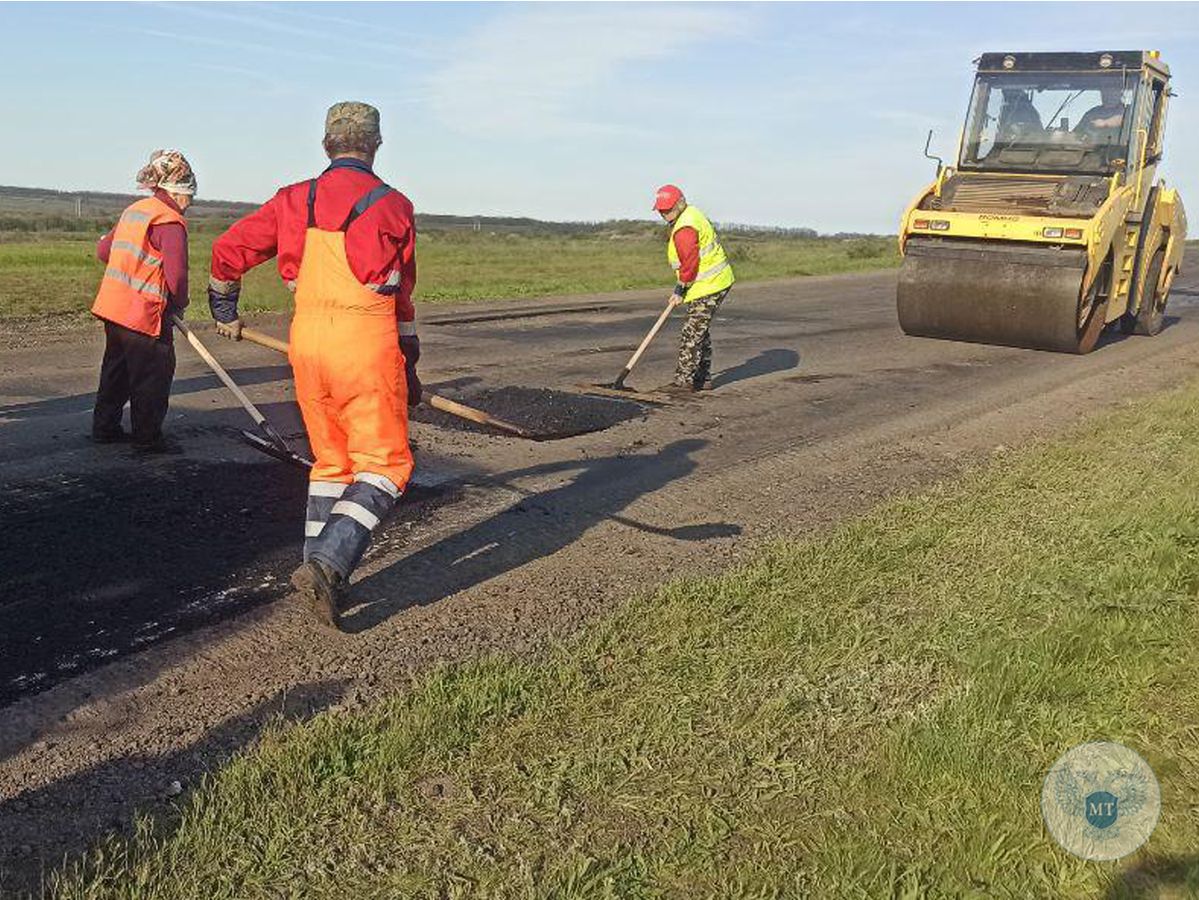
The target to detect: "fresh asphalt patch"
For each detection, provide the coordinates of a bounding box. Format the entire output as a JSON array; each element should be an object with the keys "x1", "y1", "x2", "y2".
[
  {"x1": 0, "y1": 458, "x2": 454, "y2": 707},
  {"x1": 413, "y1": 386, "x2": 647, "y2": 440}
]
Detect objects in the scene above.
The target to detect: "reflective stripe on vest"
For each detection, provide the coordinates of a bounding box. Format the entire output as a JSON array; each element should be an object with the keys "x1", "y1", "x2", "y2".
[
  {"x1": 666, "y1": 205, "x2": 735, "y2": 303},
  {"x1": 110, "y1": 241, "x2": 163, "y2": 268},
  {"x1": 101, "y1": 267, "x2": 167, "y2": 298},
  {"x1": 90, "y1": 196, "x2": 186, "y2": 337},
  {"x1": 696, "y1": 259, "x2": 731, "y2": 282}
]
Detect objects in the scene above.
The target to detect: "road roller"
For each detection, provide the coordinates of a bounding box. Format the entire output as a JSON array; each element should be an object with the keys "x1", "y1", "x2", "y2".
[{"x1": 898, "y1": 51, "x2": 1188, "y2": 353}]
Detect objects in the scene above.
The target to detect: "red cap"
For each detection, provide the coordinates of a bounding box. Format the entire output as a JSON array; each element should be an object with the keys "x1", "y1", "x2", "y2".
[{"x1": 653, "y1": 184, "x2": 683, "y2": 212}]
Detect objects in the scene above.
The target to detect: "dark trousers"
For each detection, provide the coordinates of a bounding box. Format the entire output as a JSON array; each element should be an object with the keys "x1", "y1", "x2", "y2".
[{"x1": 92, "y1": 321, "x2": 176, "y2": 445}]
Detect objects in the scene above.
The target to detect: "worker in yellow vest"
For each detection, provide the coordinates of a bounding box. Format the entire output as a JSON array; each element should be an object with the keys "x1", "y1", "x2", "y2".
[{"x1": 653, "y1": 184, "x2": 735, "y2": 393}]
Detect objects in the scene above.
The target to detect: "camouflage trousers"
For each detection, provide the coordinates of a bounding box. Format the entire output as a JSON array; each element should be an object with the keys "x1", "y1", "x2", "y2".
[{"x1": 674, "y1": 287, "x2": 731, "y2": 388}]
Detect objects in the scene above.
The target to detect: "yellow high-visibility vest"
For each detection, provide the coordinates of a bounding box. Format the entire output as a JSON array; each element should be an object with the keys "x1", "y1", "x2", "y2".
[{"x1": 667, "y1": 205, "x2": 735, "y2": 303}]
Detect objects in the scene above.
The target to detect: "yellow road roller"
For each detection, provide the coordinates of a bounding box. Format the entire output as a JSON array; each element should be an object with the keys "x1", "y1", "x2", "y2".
[{"x1": 898, "y1": 51, "x2": 1187, "y2": 353}]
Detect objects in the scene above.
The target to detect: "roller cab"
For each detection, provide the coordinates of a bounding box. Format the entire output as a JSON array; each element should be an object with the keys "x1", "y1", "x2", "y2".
[{"x1": 898, "y1": 51, "x2": 1187, "y2": 353}]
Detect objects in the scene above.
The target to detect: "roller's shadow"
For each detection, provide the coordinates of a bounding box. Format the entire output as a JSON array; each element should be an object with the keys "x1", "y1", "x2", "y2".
[
  {"x1": 1096, "y1": 314, "x2": 1182, "y2": 349},
  {"x1": 341, "y1": 438, "x2": 729, "y2": 633}
]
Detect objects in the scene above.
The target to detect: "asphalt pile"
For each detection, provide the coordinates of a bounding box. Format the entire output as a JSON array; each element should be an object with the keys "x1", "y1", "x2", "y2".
[{"x1": 415, "y1": 386, "x2": 646, "y2": 439}]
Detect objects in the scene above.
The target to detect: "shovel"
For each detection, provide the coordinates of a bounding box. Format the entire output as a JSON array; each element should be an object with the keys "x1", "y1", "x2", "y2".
[
  {"x1": 575, "y1": 297, "x2": 676, "y2": 404},
  {"x1": 237, "y1": 326, "x2": 538, "y2": 440},
  {"x1": 172, "y1": 316, "x2": 313, "y2": 468}
]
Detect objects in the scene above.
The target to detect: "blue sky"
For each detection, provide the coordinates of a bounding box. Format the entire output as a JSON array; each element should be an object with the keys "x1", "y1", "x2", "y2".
[{"x1": 1, "y1": 1, "x2": 1196, "y2": 232}]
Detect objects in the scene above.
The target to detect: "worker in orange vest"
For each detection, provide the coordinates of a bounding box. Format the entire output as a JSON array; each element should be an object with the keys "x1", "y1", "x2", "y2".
[
  {"x1": 91, "y1": 150, "x2": 195, "y2": 452},
  {"x1": 208, "y1": 102, "x2": 418, "y2": 629}
]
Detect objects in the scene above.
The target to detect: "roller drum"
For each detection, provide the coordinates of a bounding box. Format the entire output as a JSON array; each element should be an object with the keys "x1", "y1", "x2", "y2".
[{"x1": 898, "y1": 239, "x2": 1099, "y2": 353}]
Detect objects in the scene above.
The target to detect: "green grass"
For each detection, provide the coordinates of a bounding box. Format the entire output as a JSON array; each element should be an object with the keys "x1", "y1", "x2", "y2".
[
  {"x1": 43, "y1": 379, "x2": 1199, "y2": 898},
  {"x1": 0, "y1": 230, "x2": 898, "y2": 321}
]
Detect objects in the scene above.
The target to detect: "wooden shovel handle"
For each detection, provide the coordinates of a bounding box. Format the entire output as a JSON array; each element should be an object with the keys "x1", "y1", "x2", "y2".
[
  {"x1": 622, "y1": 299, "x2": 675, "y2": 374},
  {"x1": 239, "y1": 324, "x2": 533, "y2": 439},
  {"x1": 173, "y1": 316, "x2": 268, "y2": 429},
  {"x1": 240, "y1": 326, "x2": 290, "y2": 355},
  {"x1": 426, "y1": 394, "x2": 533, "y2": 438}
]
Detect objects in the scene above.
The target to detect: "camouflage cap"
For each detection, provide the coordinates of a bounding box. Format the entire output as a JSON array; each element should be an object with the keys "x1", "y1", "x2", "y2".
[{"x1": 324, "y1": 101, "x2": 381, "y2": 144}]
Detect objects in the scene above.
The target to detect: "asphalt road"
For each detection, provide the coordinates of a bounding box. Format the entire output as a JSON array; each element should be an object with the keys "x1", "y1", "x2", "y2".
[
  {"x1": 2, "y1": 269, "x2": 1198, "y2": 705},
  {"x1": 2, "y1": 266, "x2": 1198, "y2": 884}
]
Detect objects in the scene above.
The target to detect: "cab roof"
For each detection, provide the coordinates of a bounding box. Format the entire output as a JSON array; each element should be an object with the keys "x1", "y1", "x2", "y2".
[{"x1": 976, "y1": 51, "x2": 1169, "y2": 78}]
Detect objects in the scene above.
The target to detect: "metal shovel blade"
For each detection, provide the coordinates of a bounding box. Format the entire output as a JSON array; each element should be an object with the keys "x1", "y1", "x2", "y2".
[{"x1": 239, "y1": 429, "x2": 313, "y2": 469}]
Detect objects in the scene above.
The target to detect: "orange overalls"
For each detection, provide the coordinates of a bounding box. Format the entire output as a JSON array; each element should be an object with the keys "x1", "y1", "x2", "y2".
[{"x1": 292, "y1": 180, "x2": 414, "y2": 578}]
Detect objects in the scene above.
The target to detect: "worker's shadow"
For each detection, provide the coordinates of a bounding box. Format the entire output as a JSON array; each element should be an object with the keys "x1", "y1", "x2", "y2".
[
  {"x1": 1102, "y1": 855, "x2": 1199, "y2": 898},
  {"x1": 0, "y1": 365, "x2": 295, "y2": 423},
  {"x1": 0, "y1": 679, "x2": 348, "y2": 896},
  {"x1": 341, "y1": 438, "x2": 727, "y2": 633},
  {"x1": 711, "y1": 348, "x2": 800, "y2": 389}
]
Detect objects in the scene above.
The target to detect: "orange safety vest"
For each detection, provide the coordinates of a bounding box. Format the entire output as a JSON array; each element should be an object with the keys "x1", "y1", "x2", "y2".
[{"x1": 91, "y1": 196, "x2": 186, "y2": 337}]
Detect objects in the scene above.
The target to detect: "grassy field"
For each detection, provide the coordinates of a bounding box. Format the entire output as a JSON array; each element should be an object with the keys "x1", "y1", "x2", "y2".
[
  {"x1": 0, "y1": 229, "x2": 898, "y2": 321},
  {"x1": 45, "y1": 378, "x2": 1199, "y2": 897}
]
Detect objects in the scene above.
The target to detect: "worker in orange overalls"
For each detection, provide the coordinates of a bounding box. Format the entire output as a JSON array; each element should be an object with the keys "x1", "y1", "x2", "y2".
[
  {"x1": 208, "y1": 102, "x2": 419, "y2": 629},
  {"x1": 91, "y1": 150, "x2": 195, "y2": 452}
]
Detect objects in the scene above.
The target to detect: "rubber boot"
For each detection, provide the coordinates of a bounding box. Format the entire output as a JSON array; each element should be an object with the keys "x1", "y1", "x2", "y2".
[{"x1": 290, "y1": 559, "x2": 345, "y2": 629}]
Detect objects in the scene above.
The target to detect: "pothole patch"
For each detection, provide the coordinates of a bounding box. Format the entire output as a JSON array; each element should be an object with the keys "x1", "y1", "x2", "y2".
[{"x1": 414, "y1": 386, "x2": 646, "y2": 440}]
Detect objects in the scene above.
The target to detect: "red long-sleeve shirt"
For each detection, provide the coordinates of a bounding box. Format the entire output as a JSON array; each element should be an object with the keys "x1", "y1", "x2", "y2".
[
  {"x1": 672, "y1": 226, "x2": 700, "y2": 283},
  {"x1": 210, "y1": 158, "x2": 417, "y2": 327},
  {"x1": 97, "y1": 189, "x2": 189, "y2": 312}
]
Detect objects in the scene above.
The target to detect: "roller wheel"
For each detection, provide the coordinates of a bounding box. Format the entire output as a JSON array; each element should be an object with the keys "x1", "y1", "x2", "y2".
[
  {"x1": 1072, "y1": 260, "x2": 1110, "y2": 354},
  {"x1": 1133, "y1": 249, "x2": 1168, "y2": 336}
]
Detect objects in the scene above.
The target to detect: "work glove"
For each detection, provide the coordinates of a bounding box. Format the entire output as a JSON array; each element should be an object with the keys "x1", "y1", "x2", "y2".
[
  {"x1": 208, "y1": 276, "x2": 242, "y2": 334},
  {"x1": 670, "y1": 283, "x2": 687, "y2": 307},
  {"x1": 400, "y1": 334, "x2": 422, "y2": 407}
]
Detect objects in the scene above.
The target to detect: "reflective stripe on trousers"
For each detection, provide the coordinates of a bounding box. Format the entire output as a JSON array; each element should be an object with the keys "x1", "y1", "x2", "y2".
[
  {"x1": 304, "y1": 481, "x2": 347, "y2": 552},
  {"x1": 303, "y1": 474, "x2": 402, "y2": 577}
]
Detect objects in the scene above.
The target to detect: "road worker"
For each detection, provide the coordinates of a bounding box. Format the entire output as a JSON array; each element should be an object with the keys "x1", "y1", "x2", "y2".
[
  {"x1": 653, "y1": 185, "x2": 735, "y2": 394},
  {"x1": 91, "y1": 150, "x2": 195, "y2": 452},
  {"x1": 207, "y1": 101, "x2": 419, "y2": 629}
]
